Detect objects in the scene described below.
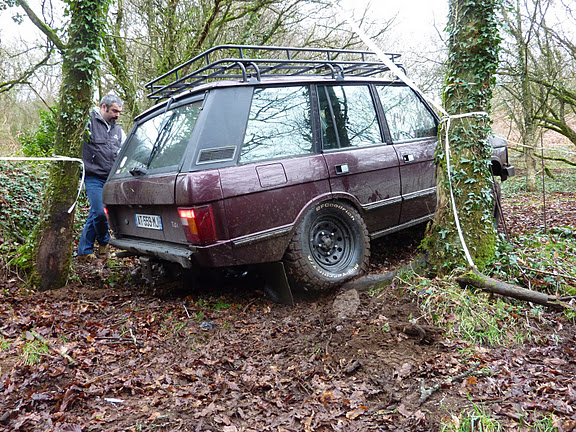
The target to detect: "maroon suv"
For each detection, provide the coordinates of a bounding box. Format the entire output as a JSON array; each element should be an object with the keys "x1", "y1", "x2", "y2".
[{"x1": 103, "y1": 45, "x2": 514, "y2": 296}]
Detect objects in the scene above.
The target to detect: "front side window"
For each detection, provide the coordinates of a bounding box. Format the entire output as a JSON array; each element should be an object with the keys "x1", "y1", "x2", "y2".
[
  {"x1": 240, "y1": 86, "x2": 313, "y2": 163},
  {"x1": 115, "y1": 102, "x2": 202, "y2": 175},
  {"x1": 318, "y1": 85, "x2": 382, "y2": 150},
  {"x1": 376, "y1": 85, "x2": 437, "y2": 142}
]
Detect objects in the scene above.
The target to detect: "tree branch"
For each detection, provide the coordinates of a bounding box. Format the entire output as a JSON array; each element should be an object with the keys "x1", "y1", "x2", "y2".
[
  {"x1": 420, "y1": 362, "x2": 487, "y2": 404},
  {"x1": 194, "y1": 0, "x2": 224, "y2": 53},
  {"x1": 534, "y1": 115, "x2": 576, "y2": 145},
  {"x1": 509, "y1": 145, "x2": 576, "y2": 166},
  {"x1": 0, "y1": 50, "x2": 53, "y2": 93},
  {"x1": 15, "y1": 0, "x2": 66, "y2": 52}
]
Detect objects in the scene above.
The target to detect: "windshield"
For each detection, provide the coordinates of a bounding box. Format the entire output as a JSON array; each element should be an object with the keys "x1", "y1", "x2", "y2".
[{"x1": 114, "y1": 101, "x2": 202, "y2": 176}]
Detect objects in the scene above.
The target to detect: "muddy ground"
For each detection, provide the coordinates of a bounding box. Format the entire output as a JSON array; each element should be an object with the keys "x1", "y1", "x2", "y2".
[{"x1": 1, "y1": 192, "x2": 576, "y2": 431}]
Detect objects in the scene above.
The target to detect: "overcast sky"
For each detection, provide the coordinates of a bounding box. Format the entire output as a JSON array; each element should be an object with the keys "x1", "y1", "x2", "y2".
[
  {"x1": 340, "y1": 0, "x2": 449, "y2": 46},
  {"x1": 1, "y1": 0, "x2": 449, "y2": 45},
  {"x1": 350, "y1": 0, "x2": 448, "y2": 32}
]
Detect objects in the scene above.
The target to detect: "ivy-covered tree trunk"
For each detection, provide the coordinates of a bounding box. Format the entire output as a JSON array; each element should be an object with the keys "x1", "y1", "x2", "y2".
[
  {"x1": 25, "y1": 0, "x2": 110, "y2": 290},
  {"x1": 424, "y1": 0, "x2": 501, "y2": 274}
]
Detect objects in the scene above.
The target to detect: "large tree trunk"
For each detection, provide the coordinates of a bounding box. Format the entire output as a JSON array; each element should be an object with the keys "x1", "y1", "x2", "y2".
[
  {"x1": 29, "y1": 0, "x2": 110, "y2": 290},
  {"x1": 424, "y1": 0, "x2": 501, "y2": 274}
]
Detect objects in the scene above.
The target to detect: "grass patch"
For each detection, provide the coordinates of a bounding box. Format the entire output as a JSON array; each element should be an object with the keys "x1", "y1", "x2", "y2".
[
  {"x1": 21, "y1": 338, "x2": 50, "y2": 366},
  {"x1": 441, "y1": 402, "x2": 505, "y2": 431},
  {"x1": 0, "y1": 336, "x2": 10, "y2": 351},
  {"x1": 400, "y1": 228, "x2": 576, "y2": 347},
  {"x1": 441, "y1": 403, "x2": 560, "y2": 431},
  {"x1": 400, "y1": 272, "x2": 532, "y2": 346},
  {"x1": 503, "y1": 170, "x2": 576, "y2": 196},
  {"x1": 490, "y1": 232, "x2": 576, "y2": 296}
]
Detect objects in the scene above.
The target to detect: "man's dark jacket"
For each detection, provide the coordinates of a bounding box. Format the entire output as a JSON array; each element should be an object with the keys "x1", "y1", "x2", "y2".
[{"x1": 82, "y1": 111, "x2": 123, "y2": 179}]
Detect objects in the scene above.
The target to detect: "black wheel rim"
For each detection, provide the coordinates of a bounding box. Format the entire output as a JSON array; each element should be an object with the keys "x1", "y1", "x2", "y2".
[{"x1": 308, "y1": 215, "x2": 355, "y2": 273}]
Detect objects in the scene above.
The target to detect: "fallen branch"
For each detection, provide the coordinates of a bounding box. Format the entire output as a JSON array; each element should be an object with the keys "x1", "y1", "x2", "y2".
[
  {"x1": 96, "y1": 337, "x2": 143, "y2": 345},
  {"x1": 30, "y1": 330, "x2": 77, "y2": 366},
  {"x1": 455, "y1": 268, "x2": 575, "y2": 311},
  {"x1": 420, "y1": 362, "x2": 486, "y2": 404},
  {"x1": 343, "y1": 254, "x2": 428, "y2": 291}
]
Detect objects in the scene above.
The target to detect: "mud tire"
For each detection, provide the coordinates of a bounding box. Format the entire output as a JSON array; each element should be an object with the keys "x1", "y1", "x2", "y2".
[{"x1": 283, "y1": 201, "x2": 370, "y2": 291}]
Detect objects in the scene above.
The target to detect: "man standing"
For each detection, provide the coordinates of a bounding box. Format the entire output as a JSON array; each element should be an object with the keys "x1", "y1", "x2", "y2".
[{"x1": 77, "y1": 94, "x2": 124, "y2": 261}]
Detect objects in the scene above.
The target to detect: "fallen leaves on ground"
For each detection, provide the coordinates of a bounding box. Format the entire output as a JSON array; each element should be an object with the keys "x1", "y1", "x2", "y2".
[{"x1": 0, "y1": 191, "x2": 575, "y2": 431}]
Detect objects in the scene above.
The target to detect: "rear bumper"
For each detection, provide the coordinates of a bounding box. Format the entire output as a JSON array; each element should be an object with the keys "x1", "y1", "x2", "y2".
[{"x1": 109, "y1": 237, "x2": 196, "y2": 268}]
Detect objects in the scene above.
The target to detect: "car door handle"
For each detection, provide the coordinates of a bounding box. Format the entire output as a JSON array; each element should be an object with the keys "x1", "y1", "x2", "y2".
[
  {"x1": 402, "y1": 154, "x2": 415, "y2": 163},
  {"x1": 129, "y1": 166, "x2": 148, "y2": 176},
  {"x1": 334, "y1": 164, "x2": 350, "y2": 174}
]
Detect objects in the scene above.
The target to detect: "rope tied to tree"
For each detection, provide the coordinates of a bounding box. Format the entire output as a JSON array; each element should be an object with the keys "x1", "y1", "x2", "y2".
[
  {"x1": 336, "y1": 2, "x2": 495, "y2": 269},
  {"x1": 440, "y1": 112, "x2": 490, "y2": 268}
]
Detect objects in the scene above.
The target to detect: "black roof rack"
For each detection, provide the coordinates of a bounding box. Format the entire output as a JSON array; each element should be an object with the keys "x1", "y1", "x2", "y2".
[{"x1": 145, "y1": 44, "x2": 403, "y2": 102}]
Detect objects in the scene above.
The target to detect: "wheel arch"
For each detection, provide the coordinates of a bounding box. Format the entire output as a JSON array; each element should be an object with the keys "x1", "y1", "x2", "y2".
[
  {"x1": 284, "y1": 193, "x2": 365, "y2": 246},
  {"x1": 282, "y1": 196, "x2": 371, "y2": 291},
  {"x1": 490, "y1": 158, "x2": 503, "y2": 178}
]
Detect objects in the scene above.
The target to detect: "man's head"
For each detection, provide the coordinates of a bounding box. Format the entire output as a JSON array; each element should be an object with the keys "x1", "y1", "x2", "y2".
[{"x1": 99, "y1": 94, "x2": 124, "y2": 125}]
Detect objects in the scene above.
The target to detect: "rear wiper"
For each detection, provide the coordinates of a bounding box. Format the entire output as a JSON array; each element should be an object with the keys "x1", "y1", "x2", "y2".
[{"x1": 146, "y1": 112, "x2": 176, "y2": 168}]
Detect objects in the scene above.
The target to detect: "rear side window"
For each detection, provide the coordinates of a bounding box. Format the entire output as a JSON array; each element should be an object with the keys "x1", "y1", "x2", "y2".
[
  {"x1": 376, "y1": 85, "x2": 437, "y2": 142},
  {"x1": 318, "y1": 85, "x2": 382, "y2": 150},
  {"x1": 240, "y1": 86, "x2": 313, "y2": 163},
  {"x1": 115, "y1": 102, "x2": 202, "y2": 175}
]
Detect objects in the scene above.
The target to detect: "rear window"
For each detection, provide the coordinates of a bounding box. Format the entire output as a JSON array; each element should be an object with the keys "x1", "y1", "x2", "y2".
[
  {"x1": 115, "y1": 102, "x2": 202, "y2": 175},
  {"x1": 240, "y1": 86, "x2": 313, "y2": 163}
]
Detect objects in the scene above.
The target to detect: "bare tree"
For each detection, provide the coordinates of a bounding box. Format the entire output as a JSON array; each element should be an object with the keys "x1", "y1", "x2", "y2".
[
  {"x1": 497, "y1": 0, "x2": 576, "y2": 171},
  {"x1": 498, "y1": 0, "x2": 552, "y2": 191},
  {"x1": 102, "y1": 0, "x2": 392, "y2": 119},
  {"x1": 531, "y1": 22, "x2": 576, "y2": 147}
]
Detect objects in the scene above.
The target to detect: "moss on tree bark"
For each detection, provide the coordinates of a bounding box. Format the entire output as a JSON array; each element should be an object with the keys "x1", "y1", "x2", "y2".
[
  {"x1": 424, "y1": 0, "x2": 501, "y2": 274},
  {"x1": 21, "y1": 0, "x2": 111, "y2": 290}
]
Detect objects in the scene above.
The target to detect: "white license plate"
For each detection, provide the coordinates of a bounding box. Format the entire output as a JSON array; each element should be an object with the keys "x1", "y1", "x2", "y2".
[{"x1": 135, "y1": 214, "x2": 163, "y2": 230}]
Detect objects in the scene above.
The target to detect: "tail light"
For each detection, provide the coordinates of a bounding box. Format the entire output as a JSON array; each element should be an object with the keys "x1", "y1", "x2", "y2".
[
  {"x1": 178, "y1": 205, "x2": 217, "y2": 245},
  {"x1": 103, "y1": 206, "x2": 113, "y2": 228}
]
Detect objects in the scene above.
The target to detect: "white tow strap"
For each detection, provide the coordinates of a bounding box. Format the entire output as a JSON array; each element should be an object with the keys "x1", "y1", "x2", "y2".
[
  {"x1": 0, "y1": 156, "x2": 85, "y2": 214},
  {"x1": 336, "y1": 3, "x2": 486, "y2": 268}
]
